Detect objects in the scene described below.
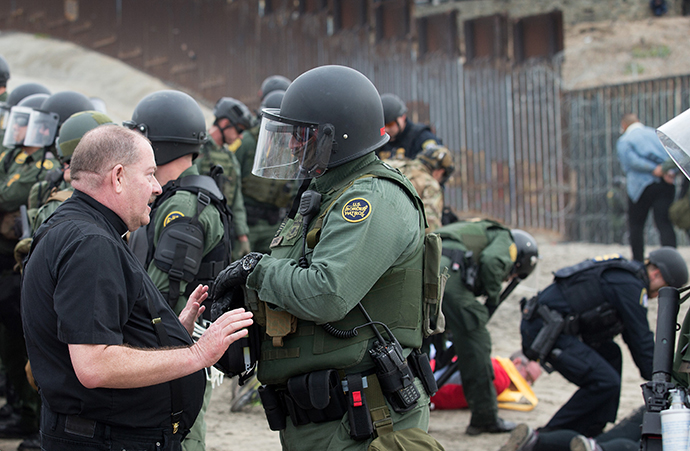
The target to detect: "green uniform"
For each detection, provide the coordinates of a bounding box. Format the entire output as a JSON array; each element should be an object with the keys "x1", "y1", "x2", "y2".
[
  {"x1": 233, "y1": 126, "x2": 296, "y2": 253},
  {"x1": 435, "y1": 219, "x2": 516, "y2": 427},
  {"x1": 0, "y1": 145, "x2": 57, "y2": 434},
  {"x1": 146, "y1": 165, "x2": 225, "y2": 451},
  {"x1": 195, "y1": 137, "x2": 249, "y2": 240},
  {"x1": 246, "y1": 153, "x2": 434, "y2": 450},
  {"x1": 0, "y1": 90, "x2": 7, "y2": 149}
]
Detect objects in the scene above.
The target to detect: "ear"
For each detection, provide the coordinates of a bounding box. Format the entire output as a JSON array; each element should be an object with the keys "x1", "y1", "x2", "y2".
[{"x1": 112, "y1": 164, "x2": 125, "y2": 194}]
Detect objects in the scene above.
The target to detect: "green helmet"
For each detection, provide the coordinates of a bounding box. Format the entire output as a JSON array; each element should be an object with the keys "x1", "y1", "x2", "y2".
[
  {"x1": 647, "y1": 247, "x2": 688, "y2": 288},
  {"x1": 56, "y1": 110, "x2": 114, "y2": 163},
  {"x1": 416, "y1": 143, "x2": 455, "y2": 184}
]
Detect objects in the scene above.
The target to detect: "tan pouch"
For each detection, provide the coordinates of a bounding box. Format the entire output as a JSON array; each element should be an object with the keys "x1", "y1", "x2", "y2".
[{"x1": 265, "y1": 307, "x2": 297, "y2": 347}]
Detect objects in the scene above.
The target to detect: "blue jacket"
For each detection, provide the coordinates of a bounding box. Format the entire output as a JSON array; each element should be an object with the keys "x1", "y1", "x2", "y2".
[{"x1": 616, "y1": 122, "x2": 668, "y2": 202}]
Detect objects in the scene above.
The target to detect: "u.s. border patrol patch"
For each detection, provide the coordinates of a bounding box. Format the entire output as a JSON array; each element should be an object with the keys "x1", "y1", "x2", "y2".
[
  {"x1": 164, "y1": 211, "x2": 184, "y2": 226},
  {"x1": 639, "y1": 288, "x2": 648, "y2": 307},
  {"x1": 37, "y1": 160, "x2": 54, "y2": 170},
  {"x1": 342, "y1": 198, "x2": 371, "y2": 223}
]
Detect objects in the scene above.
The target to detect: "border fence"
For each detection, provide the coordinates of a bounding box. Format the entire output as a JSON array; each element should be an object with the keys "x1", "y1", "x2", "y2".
[{"x1": 2, "y1": 1, "x2": 689, "y2": 243}]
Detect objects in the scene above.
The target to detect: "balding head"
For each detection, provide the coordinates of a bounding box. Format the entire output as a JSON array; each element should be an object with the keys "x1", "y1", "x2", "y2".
[
  {"x1": 70, "y1": 124, "x2": 162, "y2": 231},
  {"x1": 620, "y1": 113, "x2": 640, "y2": 133}
]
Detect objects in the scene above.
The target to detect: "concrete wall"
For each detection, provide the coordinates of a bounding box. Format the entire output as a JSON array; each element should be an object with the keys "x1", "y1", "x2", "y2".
[{"x1": 417, "y1": 0, "x2": 682, "y2": 25}]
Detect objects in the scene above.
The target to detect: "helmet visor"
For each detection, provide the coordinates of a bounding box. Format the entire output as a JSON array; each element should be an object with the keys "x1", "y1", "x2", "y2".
[
  {"x1": 2, "y1": 106, "x2": 33, "y2": 148},
  {"x1": 24, "y1": 109, "x2": 59, "y2": 148},
  {"x1": 0, "y1": 103, "x2": 10, "y2": 130},
  {"x1": 658, "y1": 108, "x2": 690, "y2": 179},
  {"x1": 252, "y1": 110, "x2": 332, "y2": 180}
]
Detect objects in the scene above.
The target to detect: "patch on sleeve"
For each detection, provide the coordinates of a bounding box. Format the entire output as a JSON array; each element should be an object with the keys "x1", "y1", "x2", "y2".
[
  {"x1": 342, "y1": 198, "x2": 372, "y2": 223},
  {"x1": 639, "y1": 288, "x2": 648, "y2": 307},
  {"x1": 6, "y1": 173, "x2": 20, "y2": 187},
  {"x1": 37, "y1": 160, "x2": 54, "y2": 170},
  {"x1": 227, "y1": 139, "x2": 242, "y2": 153},
  {"x1": 163, "y1": 211, "x2": 185, "y2": 227},
  {"x1": 509, "y1": 243, "x2": 518, "y2": 262}
]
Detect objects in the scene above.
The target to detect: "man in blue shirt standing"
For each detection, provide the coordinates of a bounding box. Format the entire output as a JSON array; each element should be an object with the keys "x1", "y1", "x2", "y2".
[{"x1": 616, "y1": 113, "x2": 676, "y2": 262}]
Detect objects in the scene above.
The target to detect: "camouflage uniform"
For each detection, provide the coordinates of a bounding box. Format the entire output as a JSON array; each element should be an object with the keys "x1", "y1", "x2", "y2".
[
  {"x1": 0, "y1": 145, "x2": 58, "y2": 436},
  {"x1": 385, "y1": 157, "x2": 443, "y2": 232}
]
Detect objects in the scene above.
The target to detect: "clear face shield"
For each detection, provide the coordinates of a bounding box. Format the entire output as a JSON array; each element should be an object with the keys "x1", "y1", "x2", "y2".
[
  {"x1": 0, "y1": 103, "x2": 10, "y2": 130},
  {"x1": 2, "y1": 106, "x2": 33, "y2": 148},
  {"x1": 252, "y1": 109, "x2": 334, "y2": 180},
  {"x1": 23, "y1": 109, "x2": 59, "y2": 148},
  {"x1": 658, "y1": 108, "x2": 690, "y2": 180}
]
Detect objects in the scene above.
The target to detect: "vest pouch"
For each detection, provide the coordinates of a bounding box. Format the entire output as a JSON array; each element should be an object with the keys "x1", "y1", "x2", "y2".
[
  {"x1": 422, "y1": 233, "x2": 447, "y2": 337},
  {"x1": 153, "y1": 218, "x2": 204, "y2": 282}
]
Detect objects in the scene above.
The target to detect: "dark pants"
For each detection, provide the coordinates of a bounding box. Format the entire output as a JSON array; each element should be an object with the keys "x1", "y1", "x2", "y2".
[
  {"x1": 521, "y1": 320, "x2": 622, "y2": 437},
  {"x1": 40, "y1": 406, "x2": 183, "y2": 451},
  {"x1": 628, "y1": 181, "x2": 676, "y2": 262},
  {"x1": 534, "y1": 406, "x2": 644, "y2": 451}
]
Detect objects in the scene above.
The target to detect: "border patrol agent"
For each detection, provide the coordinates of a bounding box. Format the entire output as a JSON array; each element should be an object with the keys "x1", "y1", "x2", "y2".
[
  {"x1": 434, "y1": 220, "x2": 537, "y2": 436},
  {"x1": 520, "y1": 248, "x2": 688, "y2": 437},
  {"x1": 125, "y1": 90, "x2": 233, "y2": 451},
  {"x1": 376, "y1": 93, "x2": 443, "y2": 160},
  {"x1": 212, "y1": 65, "x2": 445, "y2": 450},
  {"x1": 196, "y1": 97, "x2": 250, "y2": 259}
]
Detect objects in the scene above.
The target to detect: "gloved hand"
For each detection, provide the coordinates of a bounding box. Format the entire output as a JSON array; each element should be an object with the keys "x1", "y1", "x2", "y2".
[
  {"x1": 211, "y1": 252, "x2": 264, "y2": 320},
  {"x1": 14, "y1": 237, "x2": 33, "y2": 272}
]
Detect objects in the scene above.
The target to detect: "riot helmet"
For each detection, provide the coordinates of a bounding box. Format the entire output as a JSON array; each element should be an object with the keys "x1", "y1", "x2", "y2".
[
  {"x1": 213, "y1": 97, "x2": 254, "y2": 131},
  {"x1": 56, "y1": 110, "x2": 114, "y2": 163},
  {"x1": 260, "y1": 89, "x2": 285, "y2": 112},
  {"x1": 510, "y1": 229, "x2": 539, "y2": 279},
  {"x1": 124, "y1": 90, "x2": 207, "y2": 166},
  {"x1": 658, "y1": 108, "x2": 690, "y2": 179},
  {"x1": 1, "y1": 82, "x2": 51, "y2": 131},
  {"x1": 417, "y1": 143, "x2": 455, "y2": 185},
  {"x1": 647, "y1": 247, "x2": 688, "y2": 288},
  {"x1": 260, "y1": 75, "x2": 291, "y2": 100},
  {"x1": 381, "y1": 93, "x2": 407, "y2": 125},
  {"x1": 23, "y1": 91, "x2": 95, "y2": 148},
  {"x1": 6, "y1": 83, "x2": 51, "y2": 108},
  {"x1": 253, "y1": 65, "x2": 388, "y2": 180},
  {"x1": 0, "y1": 55, "x2": 9, "y2": 87},
  {"x1": 17, "y1": 93, "x2": 50, "y2": 110}
]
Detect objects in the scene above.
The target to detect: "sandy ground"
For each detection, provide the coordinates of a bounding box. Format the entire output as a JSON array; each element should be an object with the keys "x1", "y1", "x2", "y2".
[{"x1": 2, "y1": 20, "x2": 690, "y2": 450}]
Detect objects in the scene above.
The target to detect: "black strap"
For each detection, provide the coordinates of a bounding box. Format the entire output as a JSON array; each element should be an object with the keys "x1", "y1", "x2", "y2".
[
  {"x1": 145, "y1": 296, "x2": 185, "y2": 434},
  {"x1": 346, "y1": 373, "x2": 373, "y2": 440}
]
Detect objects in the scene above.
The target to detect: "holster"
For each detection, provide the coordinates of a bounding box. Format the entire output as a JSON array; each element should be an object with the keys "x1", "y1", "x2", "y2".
[{"x1": 526, "y1": 304, "x2": 565, "y2": 362}]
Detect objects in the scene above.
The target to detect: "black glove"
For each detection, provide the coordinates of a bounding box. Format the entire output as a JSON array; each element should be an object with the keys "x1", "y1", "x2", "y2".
[{"x1": 210, "y1": 252, "x2": 264, "y2": 320}]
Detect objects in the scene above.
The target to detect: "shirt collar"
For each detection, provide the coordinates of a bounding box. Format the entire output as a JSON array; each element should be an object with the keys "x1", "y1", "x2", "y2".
[
  {"x1": 313, "y1": 152, "x2": 378, "y2": 192},
  {"x1": 72, "y1": 189, "x2": 129, "y2": 236}
]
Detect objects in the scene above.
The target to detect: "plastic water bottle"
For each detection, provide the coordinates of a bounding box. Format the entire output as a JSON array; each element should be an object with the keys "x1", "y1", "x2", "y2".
[{"x1": 661, "y1": 389, "x2": 690, "y2": 451}]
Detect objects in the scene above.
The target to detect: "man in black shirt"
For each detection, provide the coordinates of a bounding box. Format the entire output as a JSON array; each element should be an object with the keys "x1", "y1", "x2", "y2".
[{"x1": 21, "y1": 125, "x2": 253, "y2": 451}]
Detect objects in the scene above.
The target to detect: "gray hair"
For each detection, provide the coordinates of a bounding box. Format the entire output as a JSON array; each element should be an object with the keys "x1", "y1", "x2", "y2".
[{"x1": 70, "y1": 125, "x2": 150, "y2": 183}]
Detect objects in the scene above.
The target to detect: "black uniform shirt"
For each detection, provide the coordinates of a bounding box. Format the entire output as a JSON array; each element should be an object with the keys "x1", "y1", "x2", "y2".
[{"x1": 21, "y1": 190, "x2": 205, "y2": 430}]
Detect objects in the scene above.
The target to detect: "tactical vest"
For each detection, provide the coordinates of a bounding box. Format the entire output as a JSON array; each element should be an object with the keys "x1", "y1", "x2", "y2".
[
  {"x1": 552, "y1": 254, "x2": 648, "y2": 315},
  {"x1": 254, "y1": 160, "x2": 427, "y2": 385},
  {"x1": 436, "y1": 219, "x2": 509, "y2": 265},
  {"x1": 131, "y1": 175, "x2": 233, "y2": 309},
  {"x1": 195, "y1": 139, "x2": 239, "y2": 207}
]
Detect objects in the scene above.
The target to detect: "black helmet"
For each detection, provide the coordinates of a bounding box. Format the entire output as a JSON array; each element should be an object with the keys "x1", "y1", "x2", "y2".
[
  {"x1": 0, "y1": 55, "x2": 9, "y2": 87},
  {"x1": 260, "y1": 75, "x2": 291, "y2": 100},
  {"x1": 213, "y1": 97, "x2": 254, "y2": 130},
  {"x1": 125, "y1": 90, "x2": 207, "y2": 166},
  {"x1": 6, "y1": 83, "x2": 51, "y2": 108},
  {"x1": 417, "y1": 144, "x2": 455, "y2": 184},
  {"x1": 253, "y1": 65, "x2": 388, "y2": 180},
  {"x1": 17, "y1": 93, "x2": 50, "y2": 110},
  {"x1": 381, "y1": 93, "x2": 407, "y2": 125},
  {"x1": 260, "y1": 89, "x2": 285, "y2": 111},
  {"x1": 56, "y1": 110, "x2": 114, "y2": 163},
  {"x1": 510, "y1": 229, "x2": 539, "y2": 279},
  {"x1": 647, "y1": 247, "x2": 688, "y2": 288},
  {"x1": 40, "y1": 91, "x2": 95, "y2": 126}
]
